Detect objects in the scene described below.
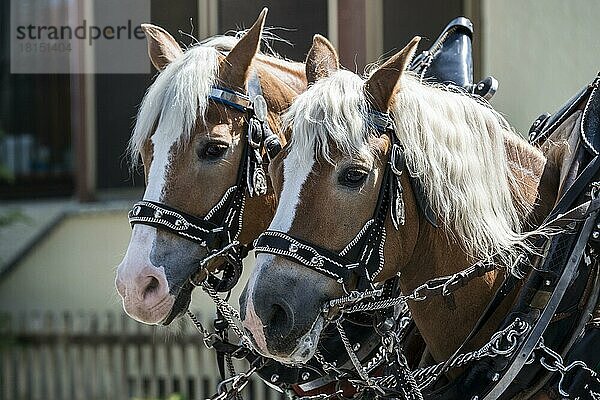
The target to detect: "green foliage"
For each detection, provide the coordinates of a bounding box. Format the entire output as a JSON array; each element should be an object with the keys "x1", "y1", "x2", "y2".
[
  {"x1": 0, "y1": 209, "x2": 28, "y2": 227},
  {"x1": 0, "y1": 125, "x2": 12, "y2": 183}
]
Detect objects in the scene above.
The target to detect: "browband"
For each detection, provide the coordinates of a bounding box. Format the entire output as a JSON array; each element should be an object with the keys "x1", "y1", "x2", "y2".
[{"x1": 209, "y1": 86, "x2": 252, "y2": 112}]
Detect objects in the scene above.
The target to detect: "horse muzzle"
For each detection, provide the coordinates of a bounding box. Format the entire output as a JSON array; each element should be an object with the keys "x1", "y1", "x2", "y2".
[
  {"x1": 240, "y1": 254, "x2": 340, "y2": 363},
  {"x1": 115, "y1": 262, "x2": 175, "y2": 325}
]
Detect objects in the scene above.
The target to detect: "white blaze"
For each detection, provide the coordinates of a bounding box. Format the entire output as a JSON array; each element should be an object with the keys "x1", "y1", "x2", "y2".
[
  {"x1": 243, "y1": 150, "x2": 315, "y2": 350},
  {"x1": 118, "y1": 122, "x2": 177, "y2": 288},
  {"x1": 269, "y1": 151, "x2": 315, "y2": 232}
]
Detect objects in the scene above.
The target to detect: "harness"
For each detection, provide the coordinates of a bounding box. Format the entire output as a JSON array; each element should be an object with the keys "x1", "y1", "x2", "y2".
[
  {"x1": 126, "y1": 71, "x2": 400, "y2": 399},
  {"x1": 254, "y1": 75, "x2": 600, "y2": 400},
  {"x1": 124, "y1": 19, "x2": 600, "y2": 400},
  {"x1": 253, "y1": 112, "x2": 433, "y2": 399}
]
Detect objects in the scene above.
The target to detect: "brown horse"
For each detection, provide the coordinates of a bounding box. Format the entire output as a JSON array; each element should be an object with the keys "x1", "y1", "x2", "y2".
[
  {"x1": 239, "y1": 35, "x2": 571, "y2": 398},
  {"x1": 115, "y1": 10, "x2": 306, "y2": 325}
]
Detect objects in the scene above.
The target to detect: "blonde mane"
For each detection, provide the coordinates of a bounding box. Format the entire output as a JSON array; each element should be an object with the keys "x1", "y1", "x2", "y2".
[
  {"x1": 284, "y1": 69, "x2": 544, "y2": 268},
  {"x1": 129, "y1": 34, "x2": 303, "y2": 166},
  {"x1": 129, "y1": 41, "x2": 223, "y2": 165},
  {"x1": 283, "y1": 71, "x2": 374, "y2": 166}
]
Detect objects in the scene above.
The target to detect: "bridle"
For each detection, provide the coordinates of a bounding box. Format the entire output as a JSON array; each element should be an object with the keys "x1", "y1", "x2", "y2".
[
  {"x1": 125, "y1": 69, "x2": 402, "y2": 398},
  {"x1": 254, "y1": 111, "x2": 424, "y2": 294},
  {"x1": 128, "y1": 72, "x2": 282, "y2": 294}
]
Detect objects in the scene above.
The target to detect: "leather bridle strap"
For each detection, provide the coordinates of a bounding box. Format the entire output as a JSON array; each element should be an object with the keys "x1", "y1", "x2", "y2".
[{"x1": 255, "y1": 230, "x2": 366, "y2": 284}]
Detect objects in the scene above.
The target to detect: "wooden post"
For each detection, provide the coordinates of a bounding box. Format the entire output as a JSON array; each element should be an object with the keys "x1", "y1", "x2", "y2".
[
  {"x1": 337, "y1": 0, "x2": 367, "y2": 72},
  {"x1": 69, "y1": 0, "x2": 96, "y2": 202}
]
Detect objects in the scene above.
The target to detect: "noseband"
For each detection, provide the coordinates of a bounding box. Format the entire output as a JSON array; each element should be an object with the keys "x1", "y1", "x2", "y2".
[{"x1": 128, "y1": 72, "x2": 282, "y2": 292}]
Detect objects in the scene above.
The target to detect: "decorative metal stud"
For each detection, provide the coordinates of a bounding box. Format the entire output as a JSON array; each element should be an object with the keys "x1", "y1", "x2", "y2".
[
  {"x1": 289, "y1": 243, "x2": 299, "y2": 253},
  {"x1": 596, "y1": 222, "x2": 600, "y2": 229},
  {"x1": 175, "y1": 219, "x2": 184, "y2": 227},
  {"x1": 133, "y1": 206, "x2": 141, "y2": 216},
  {"x1": 378, "y1": 318, "x2": 395, "y2": 332},
  {"x1": 154, "y1": 210, "x2": 163, "y2": 219},
  {"x1": 593, "y1": 231, "x2": 600, "y2": 239},
  {"x1": 545, "y1": 279, "x2": 552, "y2": 286},
  {"x1": 337, "y1": 278, "x2": 344, "y2": 284},
  {"x1": 353, "y1": 343, "x2": 361, "y2": 351},
  {"x1": 270, "y1": 374, "x2": 279, "y2": 383},
  {"x1": 301, "y1": 372, "x2": 310, "y2": 381},
  {"x1": 311, "y1": 256, "x2": 323, "y2": 266}
]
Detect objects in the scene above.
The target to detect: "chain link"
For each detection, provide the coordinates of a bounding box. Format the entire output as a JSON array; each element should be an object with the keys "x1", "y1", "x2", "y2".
[
  {"x1": 413, "y1": 318, "x2": 529, "y2": 390},
  {"x1": 210, "y1": 366, "x2": 258, "y2": 400},
  {"x1": 187, "y1": 280, "x2": 258, "y2": 400},
  {"x1": 535, "y1": 338, "x2": 600, "y2": 398},
  {"x1": 327, "y1": 261, "x2": 496, "y2": 316}
]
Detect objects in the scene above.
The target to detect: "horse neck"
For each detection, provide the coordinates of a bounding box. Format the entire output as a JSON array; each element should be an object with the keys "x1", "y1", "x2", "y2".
[
  {"x1": 503, "y1": 132, "x2": 558, "y2": 226},
  {"x1": 255, "y1": 54, "x2": 306, "y2": 96},
  {"x1": 398, "y1": 131, "x2": 550, "y2": 363},
  {"x1": 238, "y1": 57, "x2": 305, "y2": 245}
]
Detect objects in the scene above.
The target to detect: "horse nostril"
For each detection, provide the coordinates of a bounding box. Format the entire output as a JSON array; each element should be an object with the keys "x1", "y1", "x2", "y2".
[
  {"x1": 271, "y1": 304, "x2": 287, "y2": 326},
  {"x1": 267, "y1": 302, "x2": 294, "y2": 339},
  {"x1": 142, "y1": 276, "x2": 161, "y2": 300}
]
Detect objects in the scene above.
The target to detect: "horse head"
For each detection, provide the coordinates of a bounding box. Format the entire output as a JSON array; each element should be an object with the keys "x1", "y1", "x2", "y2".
[
  {"x1": 240, "y1": 34, "x2": 548, "y2": 365},
  {"x1": 115, "y1": 9, "x2": 305, "y2": 325}
]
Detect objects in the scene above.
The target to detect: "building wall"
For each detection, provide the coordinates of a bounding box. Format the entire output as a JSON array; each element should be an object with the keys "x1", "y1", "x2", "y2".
[
  {"x1": 482, "y1": 0, "x2": 600, "y2": 134},
  {"x1": 0, "y1": 210, "x2": 251, "y2": 315}
]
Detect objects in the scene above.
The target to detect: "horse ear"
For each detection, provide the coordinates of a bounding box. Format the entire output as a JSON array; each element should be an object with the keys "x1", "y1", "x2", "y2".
[
  {"x1": 141, "y1": 24, "x2": 183, "y2": 71},
  {"x1": 219, "y1": 8, "x2": 268, "y2": 90},
  {"x1": 306, "y1": 35, "x2": 339, "y2": 84},
  {"x1": 364, "y1": 36, "x2": 420, "y2": 112}
]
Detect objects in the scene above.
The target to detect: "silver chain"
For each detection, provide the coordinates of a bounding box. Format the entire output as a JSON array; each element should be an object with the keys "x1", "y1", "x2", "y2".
[
  {"x1": 200, "y1": 282, "x2": 252, "y2": 348},
  {"x1": 413, "y1": 318, "x2": 530, "y2": 390},
  {"x1": 210, "y1": 366, "x2": 258, "y2": 400},
  {"x1": 187, "y1": 280, "x2": 257, "y2": 400},
  {"x1": 336, "y1": 321, "x2": 377, "y2": 388},
  {"x1": 326, "y1": 261, "x2": 496, "y2": 316},
  {"x1": 535, "y1": 337, "x2": 600, "y2": 398}
]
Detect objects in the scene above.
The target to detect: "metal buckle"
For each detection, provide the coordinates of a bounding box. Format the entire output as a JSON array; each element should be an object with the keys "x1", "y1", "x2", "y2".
[{"x1": 209, "y1": 87, "x2": 251, "y2": 111}]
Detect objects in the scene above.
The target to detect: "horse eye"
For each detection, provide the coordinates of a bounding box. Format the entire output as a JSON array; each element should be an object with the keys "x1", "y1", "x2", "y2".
[
  {"x1": 199, "y1": 143, "x2": 229, "y2": 160},
  {"x1": 339, "y1": 168, "x2": 368, "y2": 188}
]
